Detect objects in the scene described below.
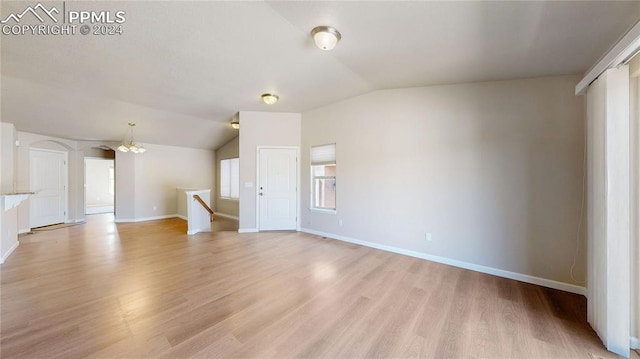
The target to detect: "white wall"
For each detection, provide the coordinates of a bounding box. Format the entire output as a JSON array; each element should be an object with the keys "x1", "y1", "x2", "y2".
[
  {"x1": 0, "y1": 200, "x2": 19, "y2": 263},
  {"x1": 0, "y1": 123, "x2": 19, "y2": 263},
  {"x1": 117, "y1": 143, "x2": 215, "y2": 221},
  {"x1": 215, "y1": 136, "x2": 239, "y2": 217},
  {"x1": 238, "y1": 111, "x2": 301, "y2": 231},
  {"x1": 301, "y1": 75, "x2": 585, "y2": 287},
  {"x1": 1, "y1": 123, "x2": 15, "y2": 193},
  {"x1": 114, "y1": 151, "x2": 135, "y2": 220},
  {"x1": 85, "y1": 158, "x2": 114, "y2": 207}
]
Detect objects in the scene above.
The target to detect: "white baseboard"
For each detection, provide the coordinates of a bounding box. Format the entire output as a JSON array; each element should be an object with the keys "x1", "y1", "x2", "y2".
[
  {"x1": 18, "y1": 228, "x2": 30, "y2": 234},
  {"x1": 0, "y1": 241, "x2": 19, "y2": 264},
  {"x1": 115, "y1": 214, "x2": 179, "y2": 223},
  {"x1": 215, "y1": 212, "x2": 239, "y2": 220},
  {"x1": 120, "y1": 214, "x2": 239, "y2": 223},
  {"x1": 64, "y1": 219, "x2": 86, "y2": 224},
  {"x1": 238, "y1": 228, "x2": 258, "y2": 233},
  {"x1": 176, "y1": 213, "x2": 238, "y2": 221},
  {"x1": 86, "y1": 205, "x2": 114, "y2": 215},
  {"x1": 631, "y1": 336, "x2": 639, "y2": 349},
  {"x1": 300, "y1": 228, "x2": 587, "y2": 296}
]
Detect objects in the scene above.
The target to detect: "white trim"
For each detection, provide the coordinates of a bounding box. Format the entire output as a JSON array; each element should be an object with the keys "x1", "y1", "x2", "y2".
[
  {"x1": 85, "y1": 205, "x2": 114, "y2": 215},
  {"x1": 631, "y1": 336, "x2": 639, "y2": 349},
  {"x1": 114, "y1": 214, "x2": 179, "y2": 223},
  {"x1": 576, "y1": 19, "x2": 640, "y2": 95},
  {"x1": 215, "y1": 212, "x2": 239, "y2": 220},
  {"x1": 175, "y1": 214, "x2": 187, "y2": 221},
  {"x1": 18, "y1": 228, "x2": 30, "y2": 234},
  {"x1": 300, "y1": 228, "x2": 587, "y2": 296},
  {"x1": 238, "y1": 228, "x2": 258, "y2": 233},
  {"x1": 0, "y1": 241, "x2": 19, "y2": 264},
  {"x1": 256, "y1": 146, "x2": 301, "y2": 232}
]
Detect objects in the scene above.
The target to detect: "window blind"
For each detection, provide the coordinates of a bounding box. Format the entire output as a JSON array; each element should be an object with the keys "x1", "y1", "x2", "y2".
[
  {"x1": 311, "y1": 143, "x2": 336, "y2": 165},
  {"x1": 220, "y1": 158, "x2": 239, "y2": 199},
  {"x1": 230, "y1": 158, "x2": 239, "y2": 198}
]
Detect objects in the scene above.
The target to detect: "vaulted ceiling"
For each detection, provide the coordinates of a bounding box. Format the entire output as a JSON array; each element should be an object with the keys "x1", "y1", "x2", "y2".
[{"x1": 2, "y1": 1, "x2": 639, "y2": 150}]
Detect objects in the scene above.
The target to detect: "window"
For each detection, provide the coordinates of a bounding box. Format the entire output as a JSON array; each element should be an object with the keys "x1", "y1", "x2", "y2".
[
  {"x1": 220, "y1": 158, "x2": 239, "y2": 199},
  {"x1": 311, "y1": 144, "x2": 336, "y2": 211}
]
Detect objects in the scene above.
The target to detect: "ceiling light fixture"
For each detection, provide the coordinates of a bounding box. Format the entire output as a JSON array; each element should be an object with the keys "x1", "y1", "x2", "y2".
[
  {"x1": 261, "y1": 93, "x2": 279, "y2": 105},
  {"x1": 117, "y1": 123, "x2": 146, "y2": 154},
  {"x1": 230, "y1": 120, "x2": 240, "y2": 129},
  {"x1": 311, "y1": 26, "x2": 341, "y2": 51}
]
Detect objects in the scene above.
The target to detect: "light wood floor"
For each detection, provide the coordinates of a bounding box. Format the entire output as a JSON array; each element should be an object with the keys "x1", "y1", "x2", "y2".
[{"x1": 1, "y1": 214, "x2": 619, "y2": 358}]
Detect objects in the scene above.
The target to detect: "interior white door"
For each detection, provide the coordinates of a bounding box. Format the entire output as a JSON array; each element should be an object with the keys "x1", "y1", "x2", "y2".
[
  {"x1": 30, "y1": 149, "x2": 67, "y2": 228},
  {"x1": 258, "y1": 148, "x2": 297, "y2": 230}
]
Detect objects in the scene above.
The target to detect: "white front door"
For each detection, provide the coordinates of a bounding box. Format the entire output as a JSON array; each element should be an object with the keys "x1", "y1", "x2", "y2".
[
  {"x1": 258, "y1": 148, "x2": 298, "y2": 230},
  {"x1": 30, "y1": 149, "x2": 67, "y2": 228}
]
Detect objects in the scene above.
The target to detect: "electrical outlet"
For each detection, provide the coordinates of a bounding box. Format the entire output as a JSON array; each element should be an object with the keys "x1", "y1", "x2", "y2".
[
  {"x1": 153, "y1": 206, "x2": 157, "y2": 211},
  {"x1": 425, "y1": 232, "x2": 432, "y2": 241},
  {"x1": 339, "y1": 219, "x2": 343, "y2": 227}
]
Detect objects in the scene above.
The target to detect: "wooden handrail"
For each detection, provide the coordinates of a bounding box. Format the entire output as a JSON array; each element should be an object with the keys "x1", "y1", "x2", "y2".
[{"x1": 193, "y1": 194, "x2": 214, "y2": 222}]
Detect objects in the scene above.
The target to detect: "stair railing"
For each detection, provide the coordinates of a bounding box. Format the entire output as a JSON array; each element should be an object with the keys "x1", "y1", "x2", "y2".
[{"x1": 193, "y1": 194, "x2": 214, "y2": 222}]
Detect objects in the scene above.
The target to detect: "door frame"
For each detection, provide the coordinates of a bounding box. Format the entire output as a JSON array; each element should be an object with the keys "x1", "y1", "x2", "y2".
[
  {"x1": 256, "y1": 146, "x2": 300, "y2": 231},
  {"x1": 29, "y1": 148, "x2": 69, "y2": 227}
]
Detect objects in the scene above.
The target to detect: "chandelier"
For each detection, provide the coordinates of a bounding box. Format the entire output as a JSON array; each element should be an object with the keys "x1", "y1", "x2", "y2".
[{"x1": 117, "y1": 123, "x2": 146, "y2": 154}]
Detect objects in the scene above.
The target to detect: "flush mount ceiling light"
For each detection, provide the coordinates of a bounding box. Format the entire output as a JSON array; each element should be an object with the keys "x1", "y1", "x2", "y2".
[
  {"x1": 117, "y1": 123, "x2": 146, "y2": 154},
  {"x1": 230, "y1": 120, "x2": 240, "y2": 129},
  {"x1": 311, "y1": 26, "x2": 341, "y2": 51},
  {"x1": 261, "y1": 93, "x2": 279, "y2": 105}
]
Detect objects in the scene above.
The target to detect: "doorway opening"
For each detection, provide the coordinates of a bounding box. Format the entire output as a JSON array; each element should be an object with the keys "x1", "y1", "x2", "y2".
[{"x1": 85, "y1": 156, "x2": 115, "y2": 215}]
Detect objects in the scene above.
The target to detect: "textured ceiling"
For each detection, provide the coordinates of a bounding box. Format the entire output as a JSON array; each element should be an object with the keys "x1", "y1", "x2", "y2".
[{"x1": 1, "y1": 1, "x2": 638, "y2": 150}]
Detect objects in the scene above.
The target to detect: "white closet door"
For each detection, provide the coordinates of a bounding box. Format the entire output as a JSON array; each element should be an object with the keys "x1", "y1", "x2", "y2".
[{"x1": 30, "y1": 149, "x2": 67, "y2": 228}]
